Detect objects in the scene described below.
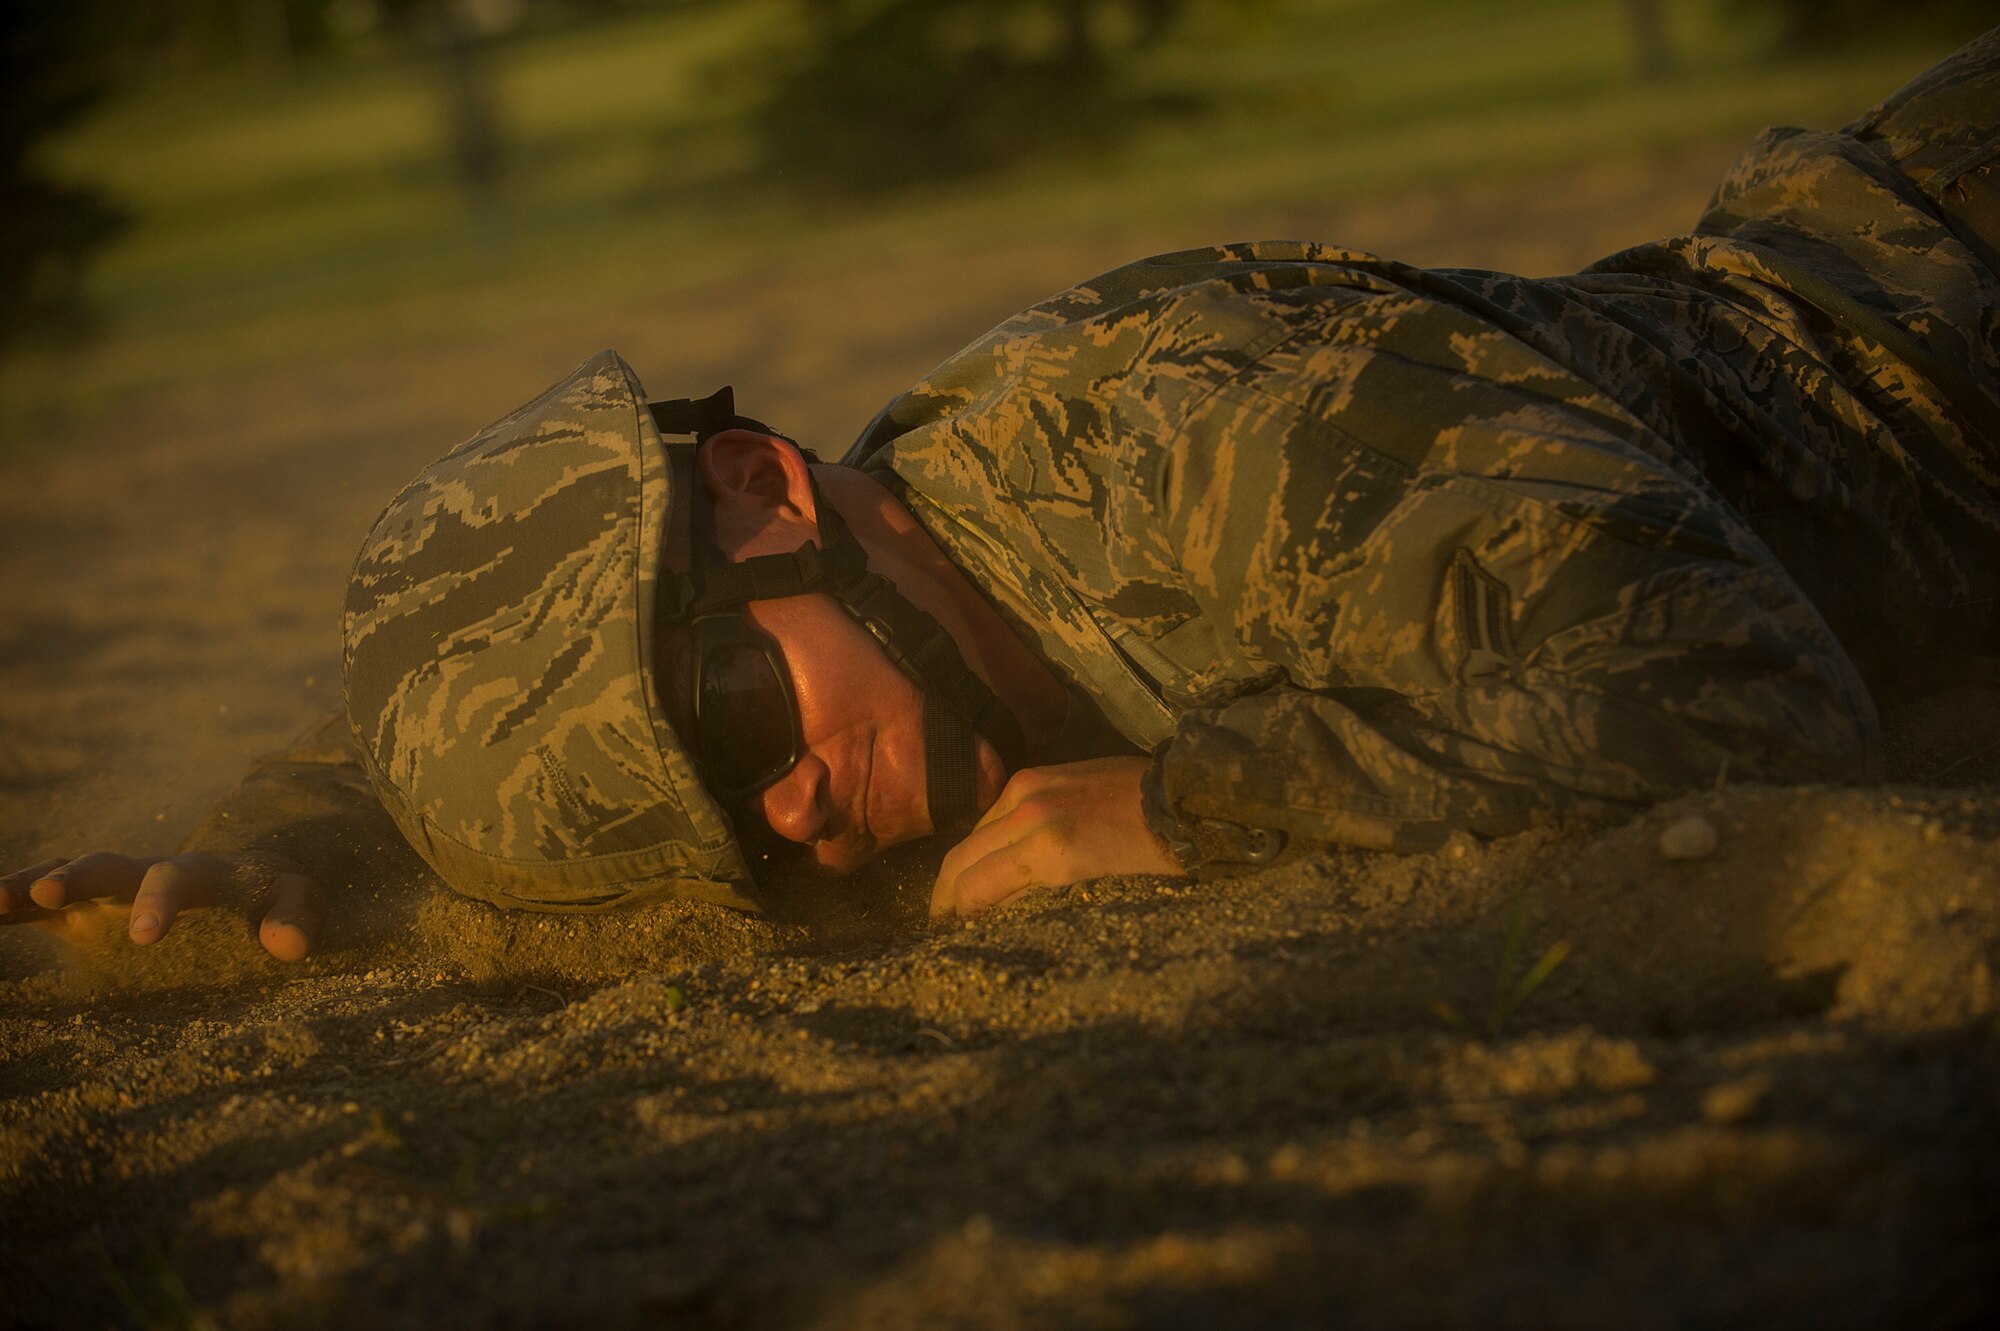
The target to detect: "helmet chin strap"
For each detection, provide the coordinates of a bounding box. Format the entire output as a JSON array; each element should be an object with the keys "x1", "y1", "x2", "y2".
[
  {"x1": 922, "y1": 696, "x2": 982, "y2": 836},
  {"x1": 650, "y1": 388, "x2": 1022, "y2": 839}
]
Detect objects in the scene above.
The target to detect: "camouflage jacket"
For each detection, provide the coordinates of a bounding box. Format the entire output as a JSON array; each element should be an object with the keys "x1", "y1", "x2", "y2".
[
  {"x1": 185, "y1": 39, "x2": 2000, "y2": 882},
  {"x1": 847, "y1": 83, "x2": 1999, "y2": 856}
]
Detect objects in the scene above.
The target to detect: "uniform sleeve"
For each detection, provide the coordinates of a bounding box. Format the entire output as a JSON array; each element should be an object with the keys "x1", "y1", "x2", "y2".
[
  {"x1": 174, "y1": 710, "x2": 420, "y2": 888},
  {"x1": 1153, "y1": 407, "x2": 1884, "y2": 858}
]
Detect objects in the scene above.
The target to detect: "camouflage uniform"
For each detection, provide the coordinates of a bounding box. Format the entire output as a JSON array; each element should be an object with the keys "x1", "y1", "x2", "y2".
[
  {"x1": 847, "y1": 32, "x2": 2000, "y2": 857},
  {"x1": 182, "y1": 32, "x2": 2000, "y2": 890}
]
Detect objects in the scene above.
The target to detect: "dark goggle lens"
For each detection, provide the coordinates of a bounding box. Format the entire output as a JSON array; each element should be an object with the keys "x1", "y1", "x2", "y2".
[{"x1": 695, "y1": 640, "x2": 799, "y2": 794}]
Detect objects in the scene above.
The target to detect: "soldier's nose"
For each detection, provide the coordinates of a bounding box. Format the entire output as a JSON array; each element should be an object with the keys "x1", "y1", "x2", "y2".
[{"x1": 759, "y1": 753, "x2": 833, "y2": 845}]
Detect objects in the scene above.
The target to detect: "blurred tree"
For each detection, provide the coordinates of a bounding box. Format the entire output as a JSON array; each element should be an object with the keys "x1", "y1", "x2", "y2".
[
  {"x1": 0, "y1": 0, "x2": 131, "y2": 361},
  {"x1": 1728, "y1": 0, "x2": 1992, "y2": 51},
  {"x1": 1626, "y1": 0, "x2": 1674, "y2": 81},
  {"x1": 145, "y1": 0, "x2": 341, "y2": 72},
  {"x1": 746, "y1": 0, "x2": 1210, "y2": 193},
  {"x1": 239, "y1": 0, "x2": 299, "y2": 72},
  {"x1": 191, "y1": 0, "x2": 517, "y2": 204},
  {"x1": 409, "y1": 0, "x2": 511, "y2": 204}
]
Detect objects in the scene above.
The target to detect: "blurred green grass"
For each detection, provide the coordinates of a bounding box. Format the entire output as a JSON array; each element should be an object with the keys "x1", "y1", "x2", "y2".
[{"x1": 0, "y1": 0, "x2": 1980, "y2": 444}]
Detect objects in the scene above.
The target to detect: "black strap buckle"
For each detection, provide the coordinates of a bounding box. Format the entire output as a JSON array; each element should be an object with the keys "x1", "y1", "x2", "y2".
[{"x1": 649, "y1": 387, "x2": 737, "y2": 441}]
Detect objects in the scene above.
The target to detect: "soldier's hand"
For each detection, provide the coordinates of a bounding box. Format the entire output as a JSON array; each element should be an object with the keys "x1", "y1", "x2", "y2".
[
  {"x1": 0, "y1": 852, "x2": 318, "y2": 961},
  {"x1": 930, "y1": 757, "x2": 1186, "y2": 919}
]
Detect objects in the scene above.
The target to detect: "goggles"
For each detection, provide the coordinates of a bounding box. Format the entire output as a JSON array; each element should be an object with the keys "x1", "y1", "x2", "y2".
[
  {"x1": 649, "y1": 386, "x2": 1026, "y2": 841},
  {"x1": 684, "y1": 608, "x2": 806, "y2": 805}
]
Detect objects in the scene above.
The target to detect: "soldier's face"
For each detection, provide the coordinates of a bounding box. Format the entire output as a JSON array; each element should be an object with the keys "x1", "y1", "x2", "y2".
[
  {"x1": 733, "y1": 591, "x2": 1004, "y2": 872},
  {"x1": 682, "y1": 430, "x2": 1005, "y2": 872}
]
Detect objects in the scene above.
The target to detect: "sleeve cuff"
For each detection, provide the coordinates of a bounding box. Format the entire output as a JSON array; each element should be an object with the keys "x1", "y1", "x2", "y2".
[{"x1": 1139, "y1": 752, "x2": 1204, "y2": 872}]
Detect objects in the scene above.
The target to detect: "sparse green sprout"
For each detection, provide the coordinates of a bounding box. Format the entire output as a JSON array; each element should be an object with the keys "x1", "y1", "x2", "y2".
[
  {"x1": 92, "y1": 1233, "x2": 220, "y2": 1331},
  {"x1": 1435, "y1": 882, "x2": 1573, "y2": 1039},
  {"x1": 1431, "y1": 998, "x2": 1471, "y2": 1033},
  {"x1": 1507, "y1": 938, "x2": 1573, "y2": 1015},
  {"x1": 665, "y1": 984, "x2": 687, "y2": 1013}
]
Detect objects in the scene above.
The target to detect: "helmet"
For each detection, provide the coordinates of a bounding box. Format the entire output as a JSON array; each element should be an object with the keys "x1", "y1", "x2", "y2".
[
  {"x1": 342, "y1": 350, "x2": 753, "y2": 912},
  {"x1": 342, "y1": 350, "x2": 1023, "y2": 913}
]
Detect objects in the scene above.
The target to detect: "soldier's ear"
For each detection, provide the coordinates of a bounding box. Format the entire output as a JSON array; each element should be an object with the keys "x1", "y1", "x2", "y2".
[{"x1": 696, "y1": 430, "x2": 818, "y2": 528}]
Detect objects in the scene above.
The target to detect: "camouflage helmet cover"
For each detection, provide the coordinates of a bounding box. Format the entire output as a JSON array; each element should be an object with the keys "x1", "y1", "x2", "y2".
[{"x1": 341, "y1": 350, "x2": 755, "y2": 912}]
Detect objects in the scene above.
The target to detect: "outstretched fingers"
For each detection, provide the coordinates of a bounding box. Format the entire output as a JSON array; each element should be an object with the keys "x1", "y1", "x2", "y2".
[
  {"x1": 1, "y1": 849, "x2": 317, "y2": 960},
  {"x1": 25, "y1": 853, "x2": 160, "y2": 910},
  {"x1": 2, "y1": 859, "x2": 68, "y2": 915},
  {"x1": 256, "y1": 873, "x2": 318, "y2": 962},
  {"x1": 129, "y1": 855, "x2": 226, "y2": 944}
]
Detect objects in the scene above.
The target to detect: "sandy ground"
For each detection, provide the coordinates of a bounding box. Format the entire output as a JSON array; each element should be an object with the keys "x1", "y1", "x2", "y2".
[{"x1": 4, "y1": 146, "x2": 1999, "y2": 1329}]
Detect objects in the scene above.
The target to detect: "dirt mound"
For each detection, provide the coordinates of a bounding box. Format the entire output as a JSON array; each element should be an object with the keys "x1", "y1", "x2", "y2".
[{"x1": 5, "y1": 766, "x2": 1998, "y2": 1330}]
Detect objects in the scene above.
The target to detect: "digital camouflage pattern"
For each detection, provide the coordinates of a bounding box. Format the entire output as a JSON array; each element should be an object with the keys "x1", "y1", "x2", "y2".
[
  {"x1": 182, "y1": 32, "x2": 1999, "y2": 895},
  {"x1": 848, "y1": 29, "x2": 2000, "y2": 856},
  {"x1": 338, "y1": 351, "x2": 752, "y2": 912}
]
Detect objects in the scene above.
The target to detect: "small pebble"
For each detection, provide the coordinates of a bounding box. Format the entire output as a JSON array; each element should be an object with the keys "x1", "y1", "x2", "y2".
[{"x1": 1659, "y1": 813, "x2": 1719, "y2": 861}]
